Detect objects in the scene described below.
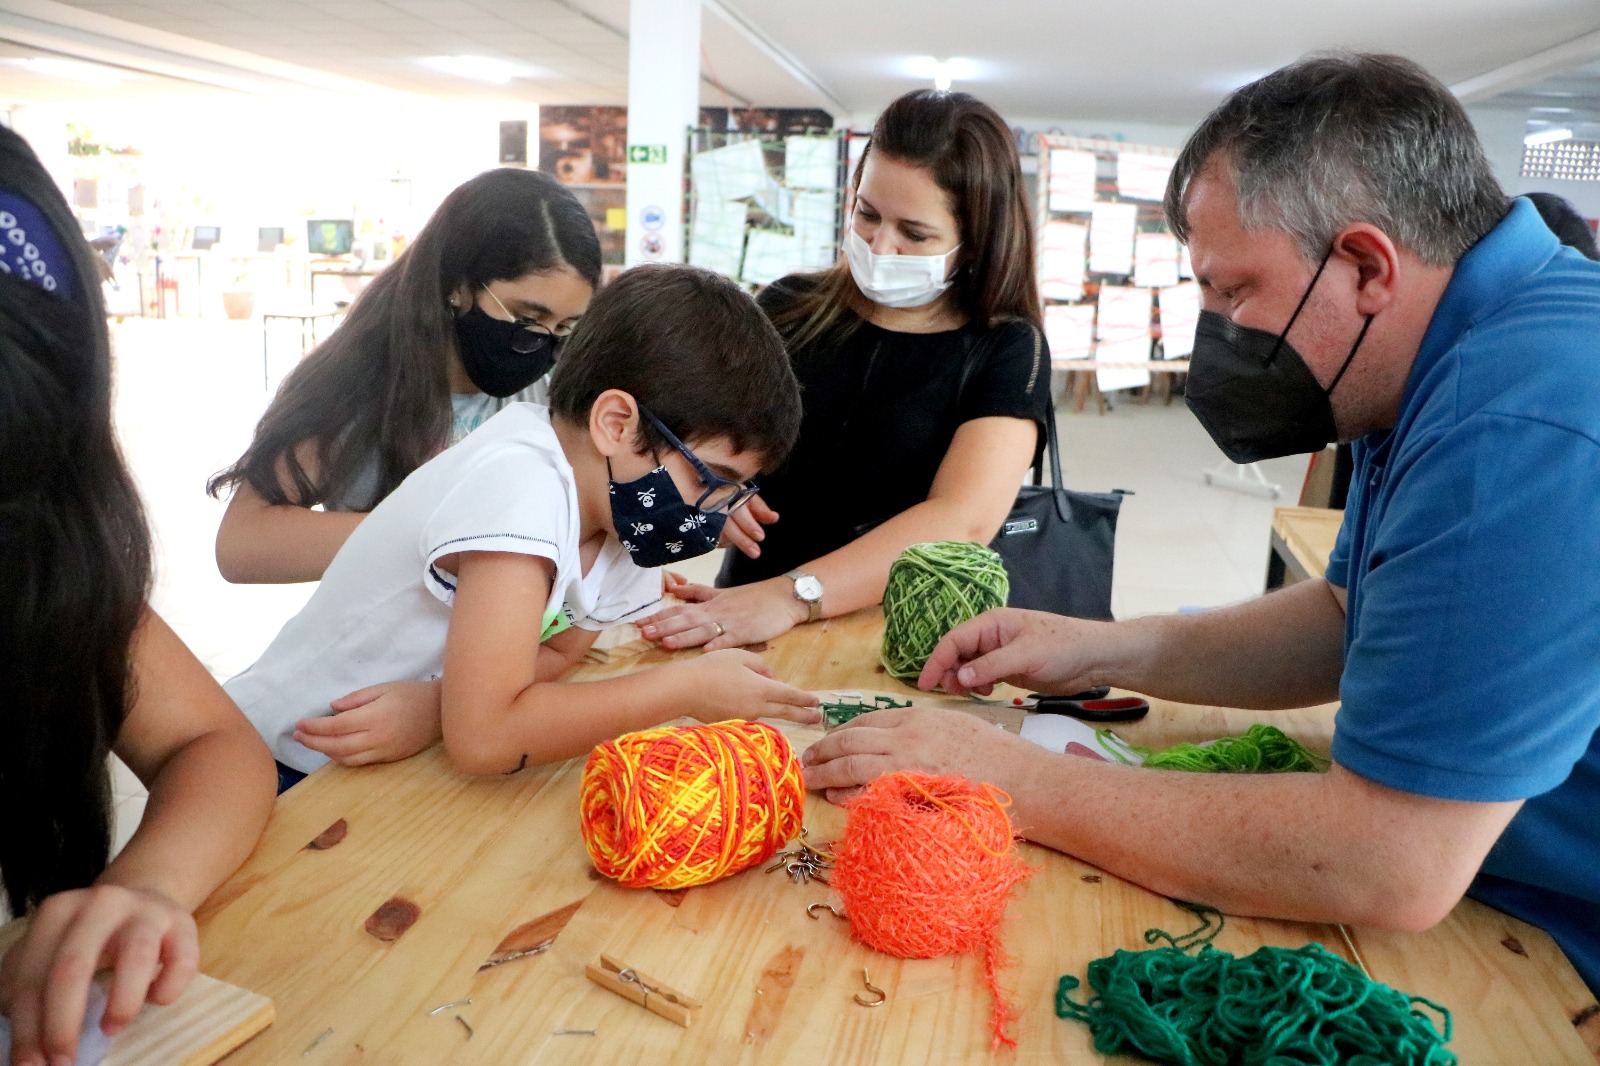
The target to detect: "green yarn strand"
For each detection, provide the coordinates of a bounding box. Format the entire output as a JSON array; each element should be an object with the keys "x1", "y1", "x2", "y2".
[
  {"x1": 1055, "y1": 902, "x2": 1457, "y2": 1066},
  {"x1": 1136, "y1": 724, "x2": 1331, "y2": 774},
  {"x1": 880, "y1": 541, "x2": 1009, "y2": 680}
]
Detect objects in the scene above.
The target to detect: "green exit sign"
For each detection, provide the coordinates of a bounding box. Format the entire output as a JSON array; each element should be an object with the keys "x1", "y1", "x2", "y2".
[{"x1": 627, "y1": 144, "x2": 668, "y2": 164}]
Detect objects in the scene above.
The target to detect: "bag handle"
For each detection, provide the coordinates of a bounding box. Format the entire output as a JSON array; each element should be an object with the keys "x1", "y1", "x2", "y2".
[{"x1": 956, "y1": 322, "x2": 1071, "y2": 520}]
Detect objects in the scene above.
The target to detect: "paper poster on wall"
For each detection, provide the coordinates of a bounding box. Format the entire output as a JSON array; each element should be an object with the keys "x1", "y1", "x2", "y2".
[
  {"x1": 791, "y1": 190, "x2": 839, "y2": 270},
  {"x1": 740, "y1": 230, "x2": 801, "y2": 286},
  {"x1": 1048, "y1": 149, "x2": 1097, "y2": 213},
  {"x1": 1088, "y1": 201, "x2": 1138, "y2": 276},
  {"x1": 690, "y1": 140, "x2": 769, "y2": 203},
  {"x1": 1039, "y1": 221, "x2": 1088, "y2": 302},
  {"x1": 1044, "y1": 304, "x2": 1096, "y2": 362},
  {"x1": 688, "y1": 198, "x2": 748, "y2": 277},
  {"x1": 1133, "y1": 231, "x2": 1180, "y2": 288},
  {"x1": 784, "y1": 136, "x2": 837, "y2": 189},
  {"x1": 1157, "y1": 282, "x2": 1201, "y2": 359},
  {"x1": 1095, "y1": 285, "x2": 1153, "y2": 392},
  {"x1": 1116, "y1": 151, "x2": 1175, "y2": 202}
]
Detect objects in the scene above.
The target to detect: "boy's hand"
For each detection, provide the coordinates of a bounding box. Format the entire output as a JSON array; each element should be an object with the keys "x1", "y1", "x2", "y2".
[
  {"x1": 294, "y1": 680, "x2": 443, "y2": 766},
  {"x1": 680, "y1": 649, "x2": 821, "y2": 726},
  {"x1": 720, "y1": 495, "x2": 778, "y2": 560},
  {"x1": 0, "y1": 883, "x2": 198, "y2": 1065}
]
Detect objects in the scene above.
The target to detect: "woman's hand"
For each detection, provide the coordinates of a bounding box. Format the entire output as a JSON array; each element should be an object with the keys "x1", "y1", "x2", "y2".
[
  {"x1": 0, "y1": 884, "x2": 198, "y2": 1065},
  {"x1": 640, "y1": 579, "x2": 807, "y2": 652},
  {"x1": 293, "y1": 680, "x2": 443, "y2": 766},
  {"x1": 719, "y1": 495, "x2": 778, "y2": 560},
  {"x1": 673, "y1": 649, "x2": 821, "y2": 725}
]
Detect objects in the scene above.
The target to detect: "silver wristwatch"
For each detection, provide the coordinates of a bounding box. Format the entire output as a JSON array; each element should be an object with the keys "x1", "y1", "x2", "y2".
[{"x1": 785, "y1": 569, "x2": 824, "y2": 623}]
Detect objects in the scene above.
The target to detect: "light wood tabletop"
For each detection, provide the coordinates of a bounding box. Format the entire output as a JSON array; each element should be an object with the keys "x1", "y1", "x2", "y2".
[
  {"x1": 1270, "y1": 506, "x2": 1346, "y2": 585},
  {"x1": 197, "y1": 607, "x2": 1599, "y2": 1064}
]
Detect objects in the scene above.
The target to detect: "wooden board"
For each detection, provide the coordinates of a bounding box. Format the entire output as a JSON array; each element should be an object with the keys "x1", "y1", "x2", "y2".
[
  {"x1": 1272, "y1": 505, "x2": 1345, "y2": 582},
  {"x1": 191, "y1": 608, "x2": 1599, "y2": 1064},
  {"x1": 0, "y1": 920, "x2": 273, "y2": 1065}
]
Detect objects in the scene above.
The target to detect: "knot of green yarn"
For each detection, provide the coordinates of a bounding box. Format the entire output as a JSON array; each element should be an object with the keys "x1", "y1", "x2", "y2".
[
  {"x1": 880, "y1": 541, "x2": 1009, "y2": 680},
  {"x1": 1135, "y1": 724, "x2": 1331, "y2": 774},
  {"x1": 1055, "y1": 902, "x2": 1456, "y2": 1065}
]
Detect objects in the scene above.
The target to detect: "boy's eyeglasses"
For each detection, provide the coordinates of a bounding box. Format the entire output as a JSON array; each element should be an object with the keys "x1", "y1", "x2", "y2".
[
  {"x1": 481, "y1": 284, "x2": 566, "y2": 354},
  {"x1": 639, "y1": 408, "x2": 759, "y2": 514}
]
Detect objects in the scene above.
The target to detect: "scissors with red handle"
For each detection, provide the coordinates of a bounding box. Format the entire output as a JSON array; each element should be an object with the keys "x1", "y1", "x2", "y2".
[{"x1": 1008, "y1": 686, "x2": 1151, "y2": 722}]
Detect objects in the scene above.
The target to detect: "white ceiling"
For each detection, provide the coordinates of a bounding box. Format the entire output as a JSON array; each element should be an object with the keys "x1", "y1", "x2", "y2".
[{"x1": 4, "y1": 0, "x2": 1600, "y2": 125}]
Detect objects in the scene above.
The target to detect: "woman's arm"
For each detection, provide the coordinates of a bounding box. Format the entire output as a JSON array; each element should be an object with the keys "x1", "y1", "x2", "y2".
[
  {"x1": 641, "y1": 415, "x2": 1038, "y2": 650},
  {"x1": 214, "y1": 442, "x2": 366, "y2": 585},
  {"x1": 0, "y1": 611, "x2": 275, "y2": 1063}
]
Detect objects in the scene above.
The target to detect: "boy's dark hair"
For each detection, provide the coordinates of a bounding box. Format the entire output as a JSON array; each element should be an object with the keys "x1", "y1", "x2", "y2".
[
  {"x1": 549, "y1": 264, "x2": 802, "y2": 471},
  {"x1": 1526, "y1": 192, "x2": 1600, "y2": 261}
]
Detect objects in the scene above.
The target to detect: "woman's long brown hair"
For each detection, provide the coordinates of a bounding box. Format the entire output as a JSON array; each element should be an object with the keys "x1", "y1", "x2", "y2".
[{"x1": 767, "y1": 89, "x2": 1041, "y2": 349}]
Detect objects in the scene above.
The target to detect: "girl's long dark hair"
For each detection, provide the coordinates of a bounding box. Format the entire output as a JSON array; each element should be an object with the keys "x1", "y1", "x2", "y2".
[
  {"x1": 770, "y1": 89, "x2": 1042, "y2": 349},
  {"x1": 0, "y1": 127, "x2": 152, "y2": 915},
  {"x1": 208, "y1": 168, "x2": 601, "y2": 509}
]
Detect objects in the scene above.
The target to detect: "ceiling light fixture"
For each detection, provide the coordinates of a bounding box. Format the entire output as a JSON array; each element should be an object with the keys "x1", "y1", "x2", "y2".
[
  {"x1": 901, "y1": 56, "x2": 978, "y2": 91},
  {"x1": 1525, "y1": 126, "x2": 1574, "y2": 146},
  {"x1": 417, "y1": 56, "x2": 541, "y2": 84}
]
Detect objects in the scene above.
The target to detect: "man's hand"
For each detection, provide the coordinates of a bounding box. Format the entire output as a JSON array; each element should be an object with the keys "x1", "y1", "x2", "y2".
[
  {"x1": 294, "y1": 680, "x2": 443, "y2": 766},
  {"x1": 918, "y1": 608, "x2": 1118, "y2": 696},
  {"x1": 800, "y1": 706, "x2": 1041, "y2": 804}
]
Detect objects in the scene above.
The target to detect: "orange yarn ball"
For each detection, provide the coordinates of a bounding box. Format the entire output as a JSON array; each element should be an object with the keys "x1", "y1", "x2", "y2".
[
  {"x1": 833, "y1": 771, "x2": 1034, "y2": 1048},
  {"x1": 579, "y1": 720, "x2": 805, "y2": 890}
]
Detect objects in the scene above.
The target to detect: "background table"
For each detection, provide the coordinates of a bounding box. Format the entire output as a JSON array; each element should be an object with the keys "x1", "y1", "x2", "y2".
[
  {"x1": 196, "y1": 609, "x2": 1599, "y2": 1063},
  {"x1": 1267, "y1": 505, "x2": 1345, "y2": 588}
]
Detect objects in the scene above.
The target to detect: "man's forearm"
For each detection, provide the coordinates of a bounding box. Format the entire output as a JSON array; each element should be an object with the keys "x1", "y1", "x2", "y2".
[
  {"x1": 1002, "y1": 743, "x2": 1509, "y2": 932},
  {"x1": 1108, "y1": 579, "x2": 1346, "y2": 709}
]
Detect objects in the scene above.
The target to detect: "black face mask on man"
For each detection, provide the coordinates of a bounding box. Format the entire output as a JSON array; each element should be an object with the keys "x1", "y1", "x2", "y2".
[
  {"x1": 453, "y1": 288, "x2": 559, "y2": 398},
  {"x1": 1185, "y1": 251, "x2": 1374, "y2": 464}
]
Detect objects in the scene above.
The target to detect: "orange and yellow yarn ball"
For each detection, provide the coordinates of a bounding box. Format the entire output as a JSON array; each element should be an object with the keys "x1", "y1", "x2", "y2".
[{"x1": 579, "y1": 720, "x2": 805, "y2": 890}]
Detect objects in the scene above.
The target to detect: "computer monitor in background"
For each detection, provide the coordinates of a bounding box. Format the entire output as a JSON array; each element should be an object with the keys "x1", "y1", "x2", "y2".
[
  {"x1": 191, "y1": 225, "x2": 221, "y2": 250},
  {"x1": 307, "y1": 219, "x2": 354, "y2": 256},
  {"x1": 258, "y1": 226, "x2": 285, "y2": 253}
]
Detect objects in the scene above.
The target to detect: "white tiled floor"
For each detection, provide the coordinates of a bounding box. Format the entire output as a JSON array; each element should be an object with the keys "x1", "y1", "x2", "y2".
[{"x1": 104, "y1": 318, "x2": 1309, "y2": 851}]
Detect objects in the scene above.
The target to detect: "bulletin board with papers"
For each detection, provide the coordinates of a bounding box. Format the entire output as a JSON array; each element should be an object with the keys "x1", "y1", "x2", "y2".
[
  {"x1": 1036, "y1": 135, "x2": 1198, "y2": 398},
  {"x1": 685, "y1": 129, "x2": 847, "y2": 288}
]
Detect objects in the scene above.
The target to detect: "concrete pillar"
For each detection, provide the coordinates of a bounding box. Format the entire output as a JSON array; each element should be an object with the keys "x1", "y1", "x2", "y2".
[{"x1": 624, "y1": 0, "x2": 701, "y2": 267}]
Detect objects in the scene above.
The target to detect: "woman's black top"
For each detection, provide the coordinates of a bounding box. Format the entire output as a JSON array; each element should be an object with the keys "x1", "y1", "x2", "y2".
[{"x1": 718, "y1": 275, "x2": 1052, "y2": 587}]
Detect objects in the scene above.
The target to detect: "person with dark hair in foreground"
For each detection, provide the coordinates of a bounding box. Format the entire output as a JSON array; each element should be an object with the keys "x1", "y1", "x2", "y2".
[
  {"x1": 804, "y1": 53, "x2": 1600, "y2": 998},
  {"x1": 0, "y1": 127, "x2": 275, "y2": 1064}
]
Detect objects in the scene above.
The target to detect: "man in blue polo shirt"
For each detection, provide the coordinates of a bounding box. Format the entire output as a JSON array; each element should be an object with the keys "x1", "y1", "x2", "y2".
[{"x1": 801, "y1": 52, "x2": 1600, "y2": 996}]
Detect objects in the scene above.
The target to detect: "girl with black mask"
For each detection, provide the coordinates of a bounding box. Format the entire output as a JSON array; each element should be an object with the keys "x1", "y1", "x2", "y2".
[{"x1": 208, "y1": 168, "x2": 601, "y2": 585}]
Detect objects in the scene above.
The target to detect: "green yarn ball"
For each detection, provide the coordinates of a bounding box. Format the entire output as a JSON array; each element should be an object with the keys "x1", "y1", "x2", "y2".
[{"x1": 880, "y1": 541, "x2": 1010, "y2": 681}]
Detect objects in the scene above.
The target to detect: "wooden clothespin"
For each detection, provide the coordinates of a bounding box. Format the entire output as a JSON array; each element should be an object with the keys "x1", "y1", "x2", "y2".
[{"x1": 584, "y1": 953, "x2": 702, "y2": 1028}]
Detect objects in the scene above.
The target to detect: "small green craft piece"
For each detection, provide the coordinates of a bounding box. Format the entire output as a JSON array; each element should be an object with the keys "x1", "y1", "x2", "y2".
[{"x1": 820, "y1": 694, "x2": 912, "y2": 727}]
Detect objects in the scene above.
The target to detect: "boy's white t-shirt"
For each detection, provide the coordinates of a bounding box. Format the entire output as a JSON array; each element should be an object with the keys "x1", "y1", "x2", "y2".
[{"x1": 226, "y1": 403, "x2": 663, "y2": 773}]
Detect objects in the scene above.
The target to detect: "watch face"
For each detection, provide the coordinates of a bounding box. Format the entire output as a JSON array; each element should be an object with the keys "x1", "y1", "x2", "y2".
[{"x1": 795, "y1": 575, "x2": 823, "y2": 602}]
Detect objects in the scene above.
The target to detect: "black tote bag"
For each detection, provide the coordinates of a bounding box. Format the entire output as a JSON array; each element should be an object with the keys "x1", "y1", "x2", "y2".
[{"x1": 963, "y1": 325, "x2": 1125, "y2": 619}]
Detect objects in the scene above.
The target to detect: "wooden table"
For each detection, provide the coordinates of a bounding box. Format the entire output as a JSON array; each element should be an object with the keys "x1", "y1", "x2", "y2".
[
  {"x1": 1267, "y1": 505, "x2": 1346, "y2": 588},
  {"x1": 196, "y1": 609, "x2": 1599, "y2": 1064}
]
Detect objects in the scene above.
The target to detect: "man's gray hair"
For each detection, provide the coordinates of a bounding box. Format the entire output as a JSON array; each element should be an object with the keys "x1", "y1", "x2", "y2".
[{"x1": 1165, "y1": 53, "x2": 1508, "y2": 267}]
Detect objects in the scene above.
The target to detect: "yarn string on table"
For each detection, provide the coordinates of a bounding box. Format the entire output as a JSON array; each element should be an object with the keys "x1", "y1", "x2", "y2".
[
  {"x1": 579, "y1": 720, "x2": 804, "y2": 890},
  {"x1": 880, "y1": 541, "x2": 1009, "y2": 680},
  {"x1": 832, "y1": 772, "x2": 1034, "y2": 1050},
  {"x1": 1055, "y1": 900, "x2": 1458, "y2": 1065},
  {"x1": 1104, "y1": 723, "x2": 1331, "y2": 773}
]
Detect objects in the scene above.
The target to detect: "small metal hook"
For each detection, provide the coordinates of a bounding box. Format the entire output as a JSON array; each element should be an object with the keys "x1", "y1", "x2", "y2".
[
  {"x1": 806, "y1": 902, "x2": 846, "y2": 921},
  {"x1": 853, "y1": 968, "x2": 886, "y2": 1007}
]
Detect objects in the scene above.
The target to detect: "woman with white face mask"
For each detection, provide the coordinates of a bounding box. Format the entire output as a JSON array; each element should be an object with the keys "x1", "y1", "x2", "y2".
[{"x1": 640, "y1": 89, "x2": 1050, "y2": 651}]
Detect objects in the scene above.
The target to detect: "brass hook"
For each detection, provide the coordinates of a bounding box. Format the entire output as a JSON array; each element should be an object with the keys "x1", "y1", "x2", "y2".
[
  {"x1": 853, "y1": 968, "x2": 886, "y2": 1007},
  {"x1": 806, "y1": 902, "x2": 845, "y2": 921}
]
